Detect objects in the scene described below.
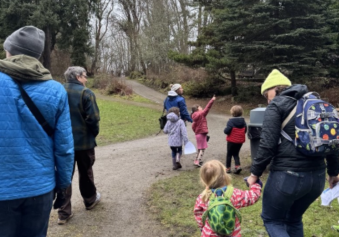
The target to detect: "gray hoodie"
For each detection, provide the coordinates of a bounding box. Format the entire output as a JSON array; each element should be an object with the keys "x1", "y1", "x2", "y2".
[{"x1": 163, "y1": 112, "x2": 188, "y2": 147}]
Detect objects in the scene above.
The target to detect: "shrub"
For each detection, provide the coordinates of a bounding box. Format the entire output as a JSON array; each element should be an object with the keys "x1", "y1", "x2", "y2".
[
  {"x1": 105, "y1": 79, "x2": 133, "y2": 96},
  {"x1": 92, "y1": 73, "x2": 133, "y2": 96},
  {"x1": 235, "y1": 84, "x2": 262, "y2": 103},
  {"x1": 129, "y1": 71, "x2": 145, "y2": 80}
]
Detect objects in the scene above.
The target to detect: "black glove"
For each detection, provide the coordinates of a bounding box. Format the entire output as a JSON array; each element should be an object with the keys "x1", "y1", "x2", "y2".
[{"x1": 53, "y1": 188, "x2": 67, "y2": 209}]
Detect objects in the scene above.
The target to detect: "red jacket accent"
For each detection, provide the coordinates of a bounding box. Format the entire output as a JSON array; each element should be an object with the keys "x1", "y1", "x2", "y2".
[
  {"x1": 192, "y1": 99, "x2": 214, "y2": 134},
  {"x1": 227, "y1": 127, "x2": 246, "y2": 143}
]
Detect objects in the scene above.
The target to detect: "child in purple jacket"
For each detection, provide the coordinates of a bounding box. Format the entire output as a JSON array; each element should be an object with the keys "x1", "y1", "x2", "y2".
[{"x1": 163, "y1": 107, "x2": 189, "y2": 170}]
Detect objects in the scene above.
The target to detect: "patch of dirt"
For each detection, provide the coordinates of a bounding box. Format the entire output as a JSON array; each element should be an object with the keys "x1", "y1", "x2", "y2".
[{"x1": 47, "y1": 79, "x2": 253, "y2": 237}]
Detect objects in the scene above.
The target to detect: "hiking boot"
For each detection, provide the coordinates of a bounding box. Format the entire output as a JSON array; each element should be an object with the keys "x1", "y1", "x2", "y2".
[
  {"x1": 332, "y1": 225, "x2": 339, "y2": 232},
  {"x1": 176, "y1": 162, "x2": 182, "y2": 169},
  {"x1": 173, "y1": 164, "x2": 179, "y2": 170},
  {"x1": 194, "y1": 159, "x2": 201, "y2": 167},
  {"x1": 86, "y1": 192, "x2": 101, "y2": 210},
  {"x1": 234, "y1": 166, "x2": 242, "y2": 174},
  {"x1": 226, "y1": 168, "x2": 231, "y2": 174},
  {"x1": 199, "y1": 160, "x2": 203, "y2": 166},
  {"x1": 58, "y1": 212, "x2": 74, "y2": 225}
]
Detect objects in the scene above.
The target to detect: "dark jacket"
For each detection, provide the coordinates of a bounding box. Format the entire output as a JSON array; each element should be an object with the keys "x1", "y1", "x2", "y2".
[
  {"x1": 224, "y1": 117, "x2": 247, "y2": 143},
  {"x1": 64, "y1": 81, "x2": 100, "y2": 150},
  {"x1": 251, "y1": 84, "x2": 339, "y2": 177},
  {"x1": 164, "y1": 91, "x2": 193, "y2": 122}
]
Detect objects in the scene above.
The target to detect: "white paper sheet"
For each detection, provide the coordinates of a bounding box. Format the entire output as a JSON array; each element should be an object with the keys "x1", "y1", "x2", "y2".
[
  {"x1": 184, "y1": 141, "x2": 196, "y2": 155},
  {"x1": 321, "y1": 184, "x2": 339, "y2": 206}
]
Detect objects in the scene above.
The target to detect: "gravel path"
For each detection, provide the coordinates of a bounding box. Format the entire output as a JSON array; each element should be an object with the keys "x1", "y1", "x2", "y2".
[{"x1": 47, "y1": 79, "x2": 252, "y2": 237}]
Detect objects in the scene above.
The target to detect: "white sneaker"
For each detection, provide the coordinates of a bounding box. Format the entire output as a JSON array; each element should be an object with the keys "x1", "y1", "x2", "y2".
[
  {"x1": 57, "y1": 212, "x2": 74, "y2": 225},
  {"x1": 86, "y1": 192, "x2": 101, "y2": 210}
]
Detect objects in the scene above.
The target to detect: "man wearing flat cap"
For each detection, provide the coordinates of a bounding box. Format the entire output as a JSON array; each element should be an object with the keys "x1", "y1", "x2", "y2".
[{"x1": 0, "y1": 26, "x2": 74, "y2": 236}]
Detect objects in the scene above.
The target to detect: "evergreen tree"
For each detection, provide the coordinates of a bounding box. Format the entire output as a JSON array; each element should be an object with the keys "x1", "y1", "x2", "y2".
[
  {"x1": 327, "y1": 1, "x2": 339, "y2": 77},
  {"x1": 172, "y1": 0, "x2": 338, "y2": 95},
  {"x1": 0, "y1": 0, "x2": 96, "y2": 69}
]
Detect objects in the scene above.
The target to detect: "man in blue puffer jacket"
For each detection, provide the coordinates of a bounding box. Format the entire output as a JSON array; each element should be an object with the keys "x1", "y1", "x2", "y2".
[{"x1": 0, "y1": 26, "x2": 74, "y2": 237}]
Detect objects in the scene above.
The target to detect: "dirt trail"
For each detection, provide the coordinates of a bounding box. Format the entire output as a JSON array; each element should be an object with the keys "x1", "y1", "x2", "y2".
[{"x1": 47, "y1": 79, "x2": 252, "y2": 237}]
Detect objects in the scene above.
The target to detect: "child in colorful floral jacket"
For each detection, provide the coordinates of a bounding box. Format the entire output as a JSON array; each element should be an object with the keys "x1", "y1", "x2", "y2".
[{"x1": 194, "y1": 160, "x2": 261, "y2": 237}]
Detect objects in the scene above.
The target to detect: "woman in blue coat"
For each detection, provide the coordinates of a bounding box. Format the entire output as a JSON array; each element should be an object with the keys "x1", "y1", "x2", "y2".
[{"x1": 164, "y1": 83, "x2": 193, "y2": 123}]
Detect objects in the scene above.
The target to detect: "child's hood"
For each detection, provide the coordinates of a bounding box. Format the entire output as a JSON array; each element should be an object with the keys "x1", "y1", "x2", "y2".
[
  {"x1": 166, "y1": 112, "x2": 180, "y2": 122},
  {"x1": 229, "y1": 117, "x2": 246, "y2": 128}
]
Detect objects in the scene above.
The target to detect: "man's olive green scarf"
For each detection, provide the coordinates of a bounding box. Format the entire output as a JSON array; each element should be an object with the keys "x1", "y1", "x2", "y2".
[{"x1": 0, "y1": 55, "x2": 52, "y2": 81}]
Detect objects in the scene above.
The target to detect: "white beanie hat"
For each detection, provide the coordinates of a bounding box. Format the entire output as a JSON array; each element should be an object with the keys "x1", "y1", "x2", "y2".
[{"x1": 171, "y1": 84, "x2": 181, "y2": 91}]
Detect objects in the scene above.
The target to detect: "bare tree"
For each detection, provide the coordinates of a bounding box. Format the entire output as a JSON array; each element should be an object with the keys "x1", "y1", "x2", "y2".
[
  {"x1": 97, "y1": 0, "x2": 208, "y2": 77},
  {"x1": 115, "y1": 0, "x2": 147, "y2": 74},
  {"x1": 90, "y1": 0, "x2": 114, "y2": 75}
]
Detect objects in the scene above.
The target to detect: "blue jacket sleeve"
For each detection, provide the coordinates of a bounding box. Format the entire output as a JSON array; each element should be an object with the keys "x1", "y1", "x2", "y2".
[
  {"x1": 54, "y1": 91, "x2": 74, "y2": 189},
  {"x1": 178, "y1": 98, "x2": 193, "y2": 122},
  {"x1": 224, "y1": 120, "x2": 233, "y2": 135}
]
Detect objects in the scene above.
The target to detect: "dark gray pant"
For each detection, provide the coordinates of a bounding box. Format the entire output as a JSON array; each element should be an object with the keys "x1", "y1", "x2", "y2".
[
  {"x1": 226, "y1": 142, "x2": 243, "y2": 168},
  {"x1": 58, "y1": 148, "x2": 97, "y2": 219}
]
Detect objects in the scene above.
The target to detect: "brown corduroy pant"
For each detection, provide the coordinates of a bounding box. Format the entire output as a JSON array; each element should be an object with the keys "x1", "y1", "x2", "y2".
[{"x1": 58, "y1": 148, "x2": 97, "y2": 220}]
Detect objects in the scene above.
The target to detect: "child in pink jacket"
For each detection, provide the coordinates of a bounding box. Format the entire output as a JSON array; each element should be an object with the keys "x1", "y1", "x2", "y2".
[
  {"x1": 194, "y1": 160, "x2": 262, "y2": 237},
  {"x1": 191, "y1": 96, "x2": 215, "y2": 167}
]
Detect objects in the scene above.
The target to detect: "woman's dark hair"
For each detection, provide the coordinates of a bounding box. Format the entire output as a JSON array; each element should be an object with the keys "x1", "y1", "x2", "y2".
[
  {"x1": 263, "y1": 85, "x2": 289, "y2": 99},
  {"x1": 275, "y1": 85, "x2": 289, "y2": 96}
]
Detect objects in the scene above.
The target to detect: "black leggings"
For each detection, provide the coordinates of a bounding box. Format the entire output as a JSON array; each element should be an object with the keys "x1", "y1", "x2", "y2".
[
  {"x1": 226, "y1": 142, "x2": 243, "y2": 168},
  {"x1": 170, "y1": 146, "x2": 182, "y2": 158}
]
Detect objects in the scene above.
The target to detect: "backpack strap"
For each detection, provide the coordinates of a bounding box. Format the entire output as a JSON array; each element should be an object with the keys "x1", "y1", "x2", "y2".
[
  {"x1": 202, "y1": 187, "x2": 221, "y2": 226},
  {"x1": 224, "y1": 186, "x2": 242, "y2": 223},
  {"x1": 13, "y1": 79, "x2": 54, "y2": 137},
  {"x1": 280, "y1": 105, "x2": 296, "y2": 143},
  {"x1": 281, "y1": 105, "x2": 296, "y2": 130},
  {"x1": 279, "y1": 99, "x2": 297, "y2": 144}
]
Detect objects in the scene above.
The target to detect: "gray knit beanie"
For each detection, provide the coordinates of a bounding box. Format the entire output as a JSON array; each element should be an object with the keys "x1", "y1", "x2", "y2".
[{"x1": 3, "y1": 26, "x2": 45, "y2": 59}]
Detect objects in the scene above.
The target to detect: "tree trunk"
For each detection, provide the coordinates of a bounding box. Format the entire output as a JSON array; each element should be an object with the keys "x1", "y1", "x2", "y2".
[
  {"x1": 197, "y1": 4, "x2": 202, "y2": 37},
  {"x1": 91, "y1": 32, "x2": 100, "y2": 74},
  {"x1": 230, "y1": 70, "x2": 237, "y2": 96},
  {"x1": 42, "y1": 27, "x2": 52, "y2": 70}
]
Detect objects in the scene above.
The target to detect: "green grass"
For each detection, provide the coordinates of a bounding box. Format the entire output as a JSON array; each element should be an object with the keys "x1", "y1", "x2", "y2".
[
  {"x1": 106, "y1": 93, "x2": 156, "y2": 103},
  {"x1": 96, "y1": 98, "x2": 160, "y2": 146},
  {"x1": 147, "y1": 166, "x2": 339, "y2": 237}
]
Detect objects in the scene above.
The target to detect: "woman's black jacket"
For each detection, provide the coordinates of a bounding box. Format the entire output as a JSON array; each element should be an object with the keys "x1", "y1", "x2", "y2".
[{"x1": 251, "y1": 84, "x2": 339, "y2": 177}]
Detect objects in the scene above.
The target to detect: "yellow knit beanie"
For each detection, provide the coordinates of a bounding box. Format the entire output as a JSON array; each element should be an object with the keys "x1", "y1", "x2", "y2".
[{"x1": 261, "y1": 69, "x2": 292, "y2": 95}]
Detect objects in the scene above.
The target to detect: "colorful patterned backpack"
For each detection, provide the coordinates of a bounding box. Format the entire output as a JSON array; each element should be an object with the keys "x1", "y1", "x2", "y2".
[
  {"x1": 281, "y1": 92, "x2": 339, "y2": 156},
  {"x1": 202, "y1": 186, "x2": 241, "y2": 236}
]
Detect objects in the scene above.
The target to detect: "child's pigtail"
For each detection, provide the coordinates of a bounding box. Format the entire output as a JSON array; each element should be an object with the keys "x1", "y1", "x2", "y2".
[{"x1": 201, "y1": 187, "x2": 213, "y2": 203}]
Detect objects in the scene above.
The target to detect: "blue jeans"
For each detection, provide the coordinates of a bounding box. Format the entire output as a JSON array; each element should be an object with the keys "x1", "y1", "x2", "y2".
[
  {"x1": 0, "y1": 190, "x2": 53, "y2": 237},
  {"x1": 261, "y1": 169, "x2": 325, "y2": 237}
]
